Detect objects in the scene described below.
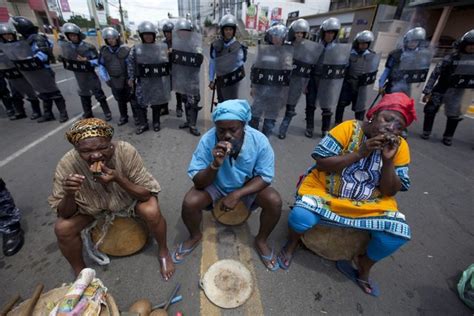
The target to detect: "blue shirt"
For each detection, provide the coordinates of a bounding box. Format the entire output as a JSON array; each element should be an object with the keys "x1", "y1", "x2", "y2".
[{"x1": 188, "y1": 125, "x2": 275, "y2": 193}]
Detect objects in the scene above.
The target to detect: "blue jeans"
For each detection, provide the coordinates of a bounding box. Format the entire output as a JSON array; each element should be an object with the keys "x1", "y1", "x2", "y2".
[{"x1": 288, "y1": 205, "x2": 408, "y2": 261}]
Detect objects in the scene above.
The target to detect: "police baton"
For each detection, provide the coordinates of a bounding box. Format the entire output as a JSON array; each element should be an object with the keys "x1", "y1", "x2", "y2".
[{"x1": 210, "y1": 83, "x2": 217, "y2": 113}]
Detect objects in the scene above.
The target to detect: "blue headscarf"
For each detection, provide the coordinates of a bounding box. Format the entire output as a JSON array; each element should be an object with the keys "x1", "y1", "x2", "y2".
[{"x1": 212, "y1": 99, "x2": 252, "y2": 123}]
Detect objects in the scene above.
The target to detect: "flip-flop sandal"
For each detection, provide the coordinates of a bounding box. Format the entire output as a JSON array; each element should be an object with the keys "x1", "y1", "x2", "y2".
[
  {"x1": 171, "y1": 241, "x2": 199, "y2": 264},
  {"x1": 277, "y1": 243, "x2": 294, "y2": 270},
  {"x1": 336, "y1": 260, "x2": 380, "y2": 297},
  {"x1": 257, "y1": 247, "x2": 280, "y2": 271},
  {"x1": 159, "y1": 253, "x2": 175, "y2": 281}
]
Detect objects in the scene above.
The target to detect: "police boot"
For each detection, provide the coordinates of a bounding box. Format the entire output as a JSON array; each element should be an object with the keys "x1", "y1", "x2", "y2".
[
  {"x1": 442, "y1": 117, "x2": 461, "y2": 146},
  {"x1": 262, "y1": 119, "x2": 276, "y2": 137},
  {"x1": 249, "y1": 116, "x2": 260, "y2": 130},
  {"x1": 354, "y1": 110, "x2": 365, "y2": 122},
  {"x1": 188, "y1": 107, "x2": 201, "y2": 136},
  {"x1": 80, "y1": 96, "x2": 94, "y2": 118},
  {"x1": 176, "y1": 93, "x2": 183, "y2": 117},
  {"x1": 99, "y1": 99, "x2": 112, "y2": 121},
  {"x1": 130, "y1": 102, "x2": 139, "y2": 126},
  {"x1": 152, "y1": 105, "x2": 161, "y2": 132},
  {"x1": 321, "y1": 110, "x2": 332, "y2": 138},
  {"x1": 54, "y1": 97, "x2": 69, "y2": 123},
  {"x1": 29, "y1": 99, "x2": 42, "y2": 120},
  {"x1": 161, "y1": 103, "x2": 169, "y2": 116},
  {"x1": 421, "y1": 113, "x2": 436, "y2": 140},
  {"x1": 2, "y1": 96, "x2": 16, "y2": 119},
  {"x1": 135, "y1": 107, "x2": 149, "y2": 135},
  {"x1": 11, "y1": 97, "x2": 27, "y2": 120},
  {"x1": 117, "y1": 100, "x2": 128, "y2": 126},
  {"x1": 37, "y1": 100, "x2": 55, "y2": 123},
  {"x1": 3, "y1": 223, "x2": 24, "y2": 257},
  {"x1": 278, "y1": 105, "x2": 296, "y2": 139},
  {"x1": 305, "y1": 114, "x2": 314, "y2": 138},
  {"x1": 179, "y1": 106, "x2": 191, "y2": 129},
  {"x1": 334, "y1": 105, "x2": 346, "y2": 125}
]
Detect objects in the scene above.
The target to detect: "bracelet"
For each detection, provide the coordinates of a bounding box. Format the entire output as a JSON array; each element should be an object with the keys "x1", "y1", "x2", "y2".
[{"x1": 210, "y1": 161, "x2": 220, "y2": 170}]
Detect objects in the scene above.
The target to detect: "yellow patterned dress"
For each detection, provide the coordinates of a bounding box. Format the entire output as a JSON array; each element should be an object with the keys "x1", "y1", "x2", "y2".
[{"x1": 296, "y1": 120, "x2": 411, "y2": 239}]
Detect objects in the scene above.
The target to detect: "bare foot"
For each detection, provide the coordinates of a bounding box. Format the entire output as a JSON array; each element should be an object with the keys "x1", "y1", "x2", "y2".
[
  {"x1": 159, "y1": 251, "x2": 175, "y2": 281},
  {"x1": 255, "y1": 239, "x2": 278, "y2": 270},
  {"x1": 173, "y1": 234, "x2": 202, "y2": 262}
]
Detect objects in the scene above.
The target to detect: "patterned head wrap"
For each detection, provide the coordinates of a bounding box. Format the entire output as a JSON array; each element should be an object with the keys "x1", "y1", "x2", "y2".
[
  {"x1": 212, "y1": 99, "x2": 252, "y2": 123},
  {"x1": 366, "y1": 92, "x2": 417, "y2": 127},
  {"x1": 66, "y1": 118, "x2": 114, "y2": 145}
]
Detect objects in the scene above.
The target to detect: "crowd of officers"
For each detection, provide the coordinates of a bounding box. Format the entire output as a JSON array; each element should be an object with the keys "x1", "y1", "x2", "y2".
[{"x1": 1, "y1": 15, "x2": 473, "y2": 146}]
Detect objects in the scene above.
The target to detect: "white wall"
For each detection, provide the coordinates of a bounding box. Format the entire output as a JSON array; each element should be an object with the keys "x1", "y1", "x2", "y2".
[{"x1": 241, "y1": 0, "x2": 330, "y2": 28}]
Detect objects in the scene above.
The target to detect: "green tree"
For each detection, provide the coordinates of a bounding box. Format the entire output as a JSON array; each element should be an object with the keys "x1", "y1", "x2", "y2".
[{"x1": 67, "y1": 15, "x2": 95, "y2": 29}]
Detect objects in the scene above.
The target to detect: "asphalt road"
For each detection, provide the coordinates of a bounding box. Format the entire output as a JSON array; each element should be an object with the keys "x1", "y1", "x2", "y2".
[{"x1": 0, "y1": 45, "x2": 473, "y2": 315}]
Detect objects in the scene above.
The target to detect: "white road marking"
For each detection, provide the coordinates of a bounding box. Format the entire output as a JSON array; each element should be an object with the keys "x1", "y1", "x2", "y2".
[
  {"x1": 0, "y1": 95, "x2": 114, "y2": 168},
  {"x1": 56, "y1": 77, "x2": 74, "y2": 84}
]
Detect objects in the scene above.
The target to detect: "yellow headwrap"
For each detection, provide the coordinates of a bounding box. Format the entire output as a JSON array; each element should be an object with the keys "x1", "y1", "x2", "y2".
[{"x1": 66, "y1": 118, "x2": 114, "y2": 145}]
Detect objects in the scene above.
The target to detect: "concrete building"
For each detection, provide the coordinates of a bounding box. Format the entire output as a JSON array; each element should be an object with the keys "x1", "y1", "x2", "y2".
[{"x1": 0, "y1": 0, "x2": 60, "y2": 29}]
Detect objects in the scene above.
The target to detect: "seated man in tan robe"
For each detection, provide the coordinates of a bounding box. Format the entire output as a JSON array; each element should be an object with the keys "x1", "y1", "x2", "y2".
[{"x1": 48, "y1": 118, "x2": 175, "y2": 280}]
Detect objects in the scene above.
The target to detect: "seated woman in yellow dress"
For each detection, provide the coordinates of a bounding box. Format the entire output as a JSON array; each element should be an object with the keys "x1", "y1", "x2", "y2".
[{"x1": 277, "y1": 92, "x2": 416, "y2": 297}]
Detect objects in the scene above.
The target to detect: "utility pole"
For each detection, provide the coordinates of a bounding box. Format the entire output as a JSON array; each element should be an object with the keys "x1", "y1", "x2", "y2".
[
  {"x1": 118, "y1": 0, "x2": 127, "y2": 42},
  {"x1": 88, "y1": 0, "x2": 103, "y2": 47}
]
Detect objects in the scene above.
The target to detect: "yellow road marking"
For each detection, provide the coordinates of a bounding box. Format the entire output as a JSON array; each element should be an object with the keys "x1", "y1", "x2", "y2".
[{"x1": 237, "y1": 225, "x2": 265, "y2": 315}]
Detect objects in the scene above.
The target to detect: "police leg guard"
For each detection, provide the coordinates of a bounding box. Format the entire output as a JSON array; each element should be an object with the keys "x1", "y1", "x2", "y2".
[
  {"x1": 161, "y1": 103, "x2": 170, "y2": 116},
  {"x1": 11, "y1": 96, "x2": 27, "y2": 120},
  {"x1": 151, "y1": 105, "x2": 161, "y2": 132},
  {"x1": 99, "y1": 98, "x2": 112, "y2": 121},
  {"x1": 354, "y1": 110, "x2": 366, "y2": 122},
  {"x1": 305, "y1": 105, "x2": 316, "y2": 138},
  {"x1": 421, "y1": 113, "x2": 436, "y2": 140},
  {"x1": 80, "y1": 96, "x2": 94, "y2": 119},
  {"x1": 54, "y1": 97, "x2": 69, "y2": 123},
  {"x1": 117, "y1": 98, "x2": 129, "y2": 126},
  {"x1": 321, "y1": 109, "x2": 333, "y2": 137},
  {"x1": 249, "y1": 116, "x2": 260, "y2": 130},
  {"x1": 29, "y1": 99, "x2": 42, "y2": 120},
  {"x1": 129, "y1": 97, "x2": 139, "y2": 126},
  {"x1": 135, "y1": 107, "x2": 149, "y2": 135},
  {"x1": 2, "y1": 95, "x2": 16, "y2": 119},
  {"x1": 37, "y1": 99, "x2": 56, "y2": 123},
  {"x1": 262, "y1": 119, "x2": 276, "y2": 137},
  {"x1": 278, "y1": 104, "x2": 297, "y2": 139},
  {"x1": 188, "y1": 102, "x2": 201, "y2": 137},
  {"x1": 176, "y1": 92, "x2": 183, "y2": 117},
  {"x1": 442, "y1": 117, "x2": 462, "y2": 146},
  {"x1": 334, "y1": 102, "x2": 348, "y2": 125}
]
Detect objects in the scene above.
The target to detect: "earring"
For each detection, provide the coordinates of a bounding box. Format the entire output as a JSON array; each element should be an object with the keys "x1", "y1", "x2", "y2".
[{"x1": 368, "y1": 119, "x2": 373, "y2": 124}]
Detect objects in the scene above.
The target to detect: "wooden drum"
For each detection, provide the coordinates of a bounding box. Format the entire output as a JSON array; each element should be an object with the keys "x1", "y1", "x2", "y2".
[
  {"x1": 212, "y1": 200, "x2": 251, "y2": 226},
  {"x1": 301, "y1": 225, "x2": 370, "y2": 261},
  {"x1": 91, "y1": 217, "x2": 148, "y2": 257}
]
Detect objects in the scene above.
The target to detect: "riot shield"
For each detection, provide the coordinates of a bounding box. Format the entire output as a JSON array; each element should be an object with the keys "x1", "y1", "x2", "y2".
[
  {"x1": 59, "y1": 41, "x2": 94, "y2": 72},
  {"x1": 287, "y1": 40, "x2": 323, "y2": 106},
  {"x1": 171, "y1": 31, "x2": 203, "y2": 96},
  {"x1": 135, "y1": 42, "x2": 171, "y2": 105},
  {"x1": 354, "y1": 53, "x2": 381, "y2": 112},
  {"x1": 250, "y1": 44, "x2": 293, "y2": 119},
  {"x1": 215, "y1": 43, "x2": 246, "y2": 100},
  {"x1": 390, "y1": 47, "x2": 432, "y2": 95},
  {"x1": 0, "y1": 40, "x2": 59, "y2": 93},
  {"x1": 316, "y1": 43, "x2": 351, "y2": 110},
  {"x1": 443, "y1": 54, "x2": 474, "y2": 117},
  {"x1": 0, "y1": 49, "x2": 22, "y2": 79}
]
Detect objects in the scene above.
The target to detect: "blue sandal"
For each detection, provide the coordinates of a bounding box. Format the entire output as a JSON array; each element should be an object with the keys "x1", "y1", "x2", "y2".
[
  {"x1": 277, "y1": 243, "x2": 294, "y2": 270},
  {"x1": 336, "y1": 260, "x2": 380, "y2": 297},
  {"x1": 171, "y1": 241, "x2": 199, "y2": 264},
  {"x1": 257, "y1": 247, "x2": 280, "y2": 271}
]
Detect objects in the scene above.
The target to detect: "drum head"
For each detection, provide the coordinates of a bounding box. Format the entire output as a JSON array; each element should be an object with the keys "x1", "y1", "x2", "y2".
[
  {"x1": 301, "y1": 225, "x2": 370, "y2": 261},
  {"x1": 200, "y1": 259, "x2": 253, "y2": 309},
  {"x1": 212, "y1": 200, "x2": 250, "y2": 226},
  {"x1": 91, "y1": 217, "x2": 148, "y2": 257}
]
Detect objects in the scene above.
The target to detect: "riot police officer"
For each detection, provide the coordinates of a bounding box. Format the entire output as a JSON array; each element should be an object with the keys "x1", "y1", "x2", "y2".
[
  {"x1": 305, "y1": 17, "x2": 351, "y2": 138},
  {"x1": 172, "y1": 18, "x2": 204, "y2": 136},
  {"x1": 8, "y1": 16, "x2": 68, "y2": 123},
  {"x1": 60, "y1": 23, "x2": 111, "y2": 120},
  {"x1": 335, "y1": 30, "x2": 380, "y2": 124},
  {"x1": 421, "y1": 29, "x2": 474, "y2": 146},
  {"x1": 278, "y1": 18, "x2": 323, "y2": 139},
  {"x1": 0, "y1": 23, "x2": 42, "y2": 120},
  {"x1": 209, "y1": 13, "x2": 246, "y2": 103},
  {"x1": 98, "y1": 27, "x2": 137, "y2": 126},
  {"x1": 128, "y1": 21, "x2": 171, "y2": 134}
]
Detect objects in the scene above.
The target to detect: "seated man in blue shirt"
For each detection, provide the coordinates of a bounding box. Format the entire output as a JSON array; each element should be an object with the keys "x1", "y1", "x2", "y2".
[{"x1": 172, "y1": 99, "x2": 282, "y2": 270}]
